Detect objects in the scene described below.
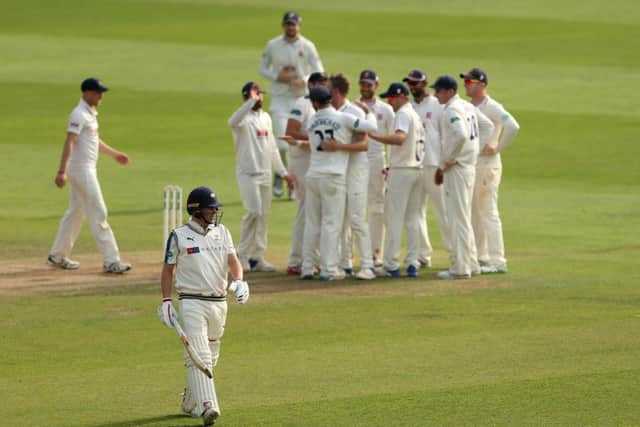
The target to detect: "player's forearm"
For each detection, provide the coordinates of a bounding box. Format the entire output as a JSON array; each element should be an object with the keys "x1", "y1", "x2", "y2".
[
  {"x1": 160, "y1": 264, "x2": 175, "y2": 299},
  {"x1": 258, "y1": 57, "x2": 278, "y2": 81},
  {"x1": 227, "y1": 99, "x2": 256, "y2": 127},
  {"x1": 270, "y1": 142, "x2": 288, "y2": 177},
  {"x1": 285, "y1": 120, "x2": 309, "y2": 140},
  {"x1": 370, "y1": 132, "x2": 405, "y2": 145},
  {"x1": 228, "y1": 253, "x2": 243, "y2": 281},
  {"x1": 58, "y1": 135, "x2": 76, "y2": 172},
  {"x1": 496, "y1": 118, "x2": 520, "y2": 152},
  {"x1": 98, "y1": 140, "x2": 120, "y2": 158}
]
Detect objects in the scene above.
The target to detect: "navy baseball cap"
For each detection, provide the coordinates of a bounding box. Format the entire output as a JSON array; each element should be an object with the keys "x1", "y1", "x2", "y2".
[
  {"x1": 308, "y1": 72, "x2": 328, "y2": 84},
  {"x1": 81, "y1": 77, "x2": 108, "y2": 93},
  {"x1": 359, "y1": 70, "x2": 378, "y2": 84},
  {"x1": 430, "y1": 75, "x2": 458, "y2": 91},
  {"x1": 308, "y1": 86, "x2": 332, "y2": 103},
  {"x1": 459, "y1": 67, "x2": 488, "y2": 84},
  {"x1": 402, "y1": 69, "x2": 427, "y2": 83},
  {"x1": 283, "y1": 11, "x2": 301, "y2": 24},
  {"x1": 241, "y1": 81, "x2": 264, "y2": 97},
  {"x1": 379, "y1": 82, "x2": 409, "y2": 98}
]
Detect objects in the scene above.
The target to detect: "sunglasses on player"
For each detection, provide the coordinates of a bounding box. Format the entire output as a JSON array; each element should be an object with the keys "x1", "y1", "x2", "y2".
[{"x1": 464, "y1": 79, "x2": 482, "y2": 86}]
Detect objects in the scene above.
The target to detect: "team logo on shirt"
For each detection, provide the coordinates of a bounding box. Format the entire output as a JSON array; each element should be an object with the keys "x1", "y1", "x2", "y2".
[
  {"x1": 450, "y1": 117, "x2": 460, "y2": 123},
  {"x1": 256, "y1": 130, "x2": 269, "y2": 137},
  {"x1": 298, "y1": 50, "x2": 304, "y2": 58},
  {"x1": 186, "y1": 247, "x2": 200, "y2": 254},
  {"x1": 290, "y1": 109, "x2": 302, "y2": 116},
  {"x1": 69, "y1": 122, "x2": 79, "y2": 128}
]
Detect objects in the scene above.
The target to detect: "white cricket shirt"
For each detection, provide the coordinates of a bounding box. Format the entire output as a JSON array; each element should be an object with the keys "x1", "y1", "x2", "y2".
[
  {"x1": 411, "y1": 95, "x2": 443, "y2": 167},
  {"x1": 337, "y1": 100, "x2": 373, "y2": 172},
  {"x1": 476, "y1": 95, "x2": 520, "y2": 168},
  {"x1": 361, "y1": 97, "x2": 394, "y2": 161},
  {"x1": 164, "y1": 220, "x2": 236, "y2": 297},
  {"x1": 287, "y1": 95, "x2": 314, "y2": 158},
  {"x1": 228, "y1": 99, "x2": 287, "y2": 177},
  {"x1": 388, "y1": 102, "x2": 424, "y2": 168},
  {"x1": 439, "y1": 95, "x2": 479, "y2": 168},
  {"x1": 67, "y1": 99, "x2": 100, "y2": 172},
  {"x1": 259, "y1": 35, "x2": 323, "y2": 98}
]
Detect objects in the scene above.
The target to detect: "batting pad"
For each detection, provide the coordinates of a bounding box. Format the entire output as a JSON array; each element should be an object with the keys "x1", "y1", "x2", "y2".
[
  {"x1": 209, "y1": 338, "x2": 221, "y2": 368},
  {"x1": 185, "y1": 335, "x2": 220, "y2": 416}
]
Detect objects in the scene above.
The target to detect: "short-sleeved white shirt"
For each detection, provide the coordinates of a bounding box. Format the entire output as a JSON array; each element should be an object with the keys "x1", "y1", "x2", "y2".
[
  {"x1": 411, "y1": 95, "x2": 443, "y2": 167},
  {"x1": 388, "y1": 103, "x2": 424, "y2": 168},
  {"x1": 287, "y1": 95, "x2": 314, "y2": 158},
  {"x1": 67, "y1": 99, "x2": 100, "y2": 172},
  {"x1": 361, "y1": 98, "x2": 394, "y2": 161},
  {"x1": 164, "y1": 220, "x2": 236, "y2": 296}
]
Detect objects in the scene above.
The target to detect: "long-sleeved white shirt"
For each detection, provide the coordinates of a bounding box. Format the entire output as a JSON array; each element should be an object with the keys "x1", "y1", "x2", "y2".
[
  {"x1": 439, "y1": 94, "x2": 480, "y2": 168},
  {"x1": 228, "y1": 99, "x2": 287, "y2": 177},
  {"x1": 412, "y1": 95, "x2": 443, "y2": 167},
  {"x1": 336, "y1": 100, "x2": 377, "y2": 172},
  {"x1": 388, "y1": 102, "x2": 425, "y2": 168},
  {"x1": 476, "y1": 95, "x2": 520, "y2": 168},
  {"x1": 259, "y1": 35, "x2": 323, "y2": 99}
]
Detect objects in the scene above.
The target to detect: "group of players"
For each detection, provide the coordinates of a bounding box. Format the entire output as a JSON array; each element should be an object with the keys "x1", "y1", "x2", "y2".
[{"x1": 232, "y1": 11, "x2": 520, "y2": 281}]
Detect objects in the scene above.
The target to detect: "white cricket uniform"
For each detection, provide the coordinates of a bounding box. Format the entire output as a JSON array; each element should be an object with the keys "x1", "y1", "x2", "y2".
[
  {"x1": 164, "y1": 220, "x2": 236, "y2": 417},
  {"x1": 259, "y1": 35, "x2": 323, "y2": 150},
  {"x1": 228, "y1": 99, "x2": 287, "y2": 263},
  {"x1": 286, "y1": 95, "x2": 314, "y2": 268},
  {"x1": 383, "y1": 102, "x2": 425, "y2": 272},
  {"x1": 362, "y1": 98, "x2": 395, "y2": 262},
  {"x1": 439, "y1": 94, "x2": 482, "y2": 276},
  {"x1": 473, "y1": 95, "x2": 520, "y2": 268},
  {"x1": 337, "y1": 100, "x2": 377, "y2": 271},
  {"x1": 302, "y1": 107, "x2": 376, "y2": 277},
  {"x1": 50, "y1": 99, "x2": 122, "y2": 264},
  {"x1": 412, "y1": 95, "x2": 451, "y2": 263}
]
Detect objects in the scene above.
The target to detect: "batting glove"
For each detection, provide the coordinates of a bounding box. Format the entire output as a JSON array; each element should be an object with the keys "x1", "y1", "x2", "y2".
[
  {"x1": 229, "y1": 280, "x2": 250, "y2": 304},
  {"x1": 157, "y1": 297, "x2": 178, "y2": 328}
]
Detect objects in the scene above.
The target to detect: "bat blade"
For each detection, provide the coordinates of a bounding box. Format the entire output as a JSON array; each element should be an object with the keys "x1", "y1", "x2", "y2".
[{"x1": 174, "y1": 322, "x2": 213, "y2": 379}]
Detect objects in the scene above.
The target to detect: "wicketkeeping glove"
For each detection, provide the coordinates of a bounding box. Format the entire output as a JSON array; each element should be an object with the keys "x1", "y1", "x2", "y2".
[
  {"x1": 229, "y1": 280, "x2": 250, "y2": 304},
  {"x1": 157, "y1": 297, "x2": 178, "y2": 328}
]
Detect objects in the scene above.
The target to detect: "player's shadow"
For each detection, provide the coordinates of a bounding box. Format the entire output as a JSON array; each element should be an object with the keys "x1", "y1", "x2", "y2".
[{"x1": 91, "y1": 413, "x2": 188, "y2": 427}]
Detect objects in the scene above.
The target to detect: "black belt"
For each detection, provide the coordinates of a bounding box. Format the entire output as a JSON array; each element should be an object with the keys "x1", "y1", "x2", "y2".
[{"x1": 179, "y1": 293, "x2": 227, "y2": 302}]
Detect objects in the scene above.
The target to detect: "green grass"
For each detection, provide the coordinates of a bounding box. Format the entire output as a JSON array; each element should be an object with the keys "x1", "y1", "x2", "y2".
[{"x1": 1, "y1": 0, "x2": 640, "y2": 425}]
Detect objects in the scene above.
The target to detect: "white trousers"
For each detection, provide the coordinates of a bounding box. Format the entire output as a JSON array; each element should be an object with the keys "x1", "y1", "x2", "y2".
[
  {"x1": 287, "y1": 155, "x2": 312, "y2": 267},
  {"x1": 50, "y1": 168, "x2": 120, "y2": 264},
  {"x1": 383, "y1": 168, "x2": 422, "y2": 271},
  {"x1": 303, "y1": 174, "x2": 346, "y2": 276},
  {"x1": 237, "y1": 172, "x2": 271, "y2": 261},
  {"x1": 443, "y1": 165, "x2": 479, "y2": 276},
  {"x1": 367, "y1": 155, "x2": 386, "y2": 262},
  {"x1": 472, "y1": 164, "x2": 506, "y2": 267},
  {"x1": 180, "y1": 299, "x2": 227, "y2": 417},
  {"x1": 417, "y1": 165, "x2": 452, "y2": 261},
  {"x1": 340, "y1": 163, "x2": 373, "y2": 270},
  {"x1": 270, "y1": 96, "x2": 297, "y2": 152}
]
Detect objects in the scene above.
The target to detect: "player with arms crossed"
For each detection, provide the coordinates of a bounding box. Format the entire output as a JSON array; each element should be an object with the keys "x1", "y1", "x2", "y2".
[
  {"x1": 228, "y1": 82, "x2": 294, "y2": 272},
  {"x1": 278, "y1": 72, "x2": 329, "y2": 275},
  {"x1": 48, "y1": 77, "x2": 131, "y2": 274},
  {"x1": 301, "y1": 86, "x2": 376, "y2": 280},
  {"x1": 358, "y1": 70, "x2": 395, "y2": 268},
  {"x1": 460, "y1": 68, "x2": 520, "y2": 274},
  {"x1": 159, "y1": 186, "x2": 249, "y2": 426},
  {"x1": 369, "y1": 82, "x2": 425, "y2": 277},
  {"x1": 259, "y1": 11, "x2": 324, "y2": 198}
]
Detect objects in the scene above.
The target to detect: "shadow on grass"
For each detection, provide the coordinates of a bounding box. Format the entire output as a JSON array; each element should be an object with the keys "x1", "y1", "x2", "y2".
[{"x1": 91, "y1": 413, "x2": 191, "y2": 427}]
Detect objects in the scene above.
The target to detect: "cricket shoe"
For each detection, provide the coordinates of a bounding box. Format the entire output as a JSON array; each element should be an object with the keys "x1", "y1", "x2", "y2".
[
  {"x1": 343, "y1": 267, "x2": 354, "y2": 277},
  {"x1": 436, "y1": 271, "x2": 471, "y2": 280},
  {"x1": 406, "y1": 265, "x2": 418, "y2": 278},
  {"x1": 319, "y1": 271, "x2": 345, "y2": 281},
  {"x1": 377, "y1": 268, "x2": 400, "y2": 278},
  {"x1": 287, "y1": 265, "x2": 302, "y2": 275},
  {"x1": 47, "y1": 255, "x2": 80, "y2": 270},
  {"x1": 180, "y1": 388, "x2": 198, "y2": 418},
  {"x1": 202, "y1": 407, "x2": 219, "y2": 426},
  {"x1": 481, "y1": 264, "x2": 508, "y2": 274},
  {"x1": 250, "y1": 259, "x2": 276, "y2": 272},
  {"x1": 355, "y1": 269, "x2": 376, "y2": 280},
  {"x1": 300, "y1": 272, "x2": 314, "y2": 280},
  {"x1": 103, "y1": 261, "x2": 131, "y2": 274},
  {"x1": 273, "y1": 174, "x2": 284, "y2": 198}
]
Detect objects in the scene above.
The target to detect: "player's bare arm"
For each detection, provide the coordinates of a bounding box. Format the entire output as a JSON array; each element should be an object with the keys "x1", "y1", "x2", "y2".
[
  {"x1": 55, "y1": 132, "x2": 78, "y2": 188},
  {"x1": 369, "y1": 130, "x2": 406, "y2": 145},
  {"x1": 227, "y1": 253, "x2": 243, "y2": 282},
  {"x1": 160, "y1": 263, "x2": 176, "y2": 299},
  {"x1": 99, "y1": 140, "x2": 130, "y2": 165}
]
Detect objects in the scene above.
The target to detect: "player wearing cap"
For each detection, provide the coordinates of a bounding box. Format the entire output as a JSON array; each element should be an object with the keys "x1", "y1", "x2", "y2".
[
  {"x1": 48, "y1": 77, "x2": 131, "y2": 274},
  {"x1": 370, "y1": 82, "x2": 425, "y2": 277},
  {"x1": 278, "y1": 72, "x2": 328, "y2": 275},
  {"x1": 302, "y1": 86, "x2": 377, "y2": 280},
  {"x1": 159, "y1": 186, "x2": 249, "y2": 426},
  {"x1": 461, "y1": 68, "x2": 520, "y2": 274},
  {"x1": 327, "y1": 73, "x2": 378, "y2": 280},
  {"x1": 430, "y1": 76, "x2": 484, "y2": 279},
  {"x1": 357, "y1": 69, "x2": 395, "y2": 268},
  {"x1": 403, "y1": 69, "x2": 451, "y2": 268},
  {"x1": 228, "y1": 82, "x2": 294, "y2": 272},
  {"x1": 259, "y1": 11, "x2": 324, "y2": 199}
]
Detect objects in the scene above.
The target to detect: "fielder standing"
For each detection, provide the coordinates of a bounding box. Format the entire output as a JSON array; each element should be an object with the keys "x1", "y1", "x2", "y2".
[
  {"x1": 357, "y1": 70, "x2": 395, "y2": 268},
  {"x1": 228, "y1": 82, "x2": 294, "y2": 272},
  {"x1": 159, "y1": 186, "x2": 249, "y2": 426},
  {"x1": 370, "y1": 82, "x2": 425, "y2": 277},
  {"x1": 279, "y1": 72, "x2": 328, "y2": 275},
  {"x1": 461, "y1": 68, "x2": 520, "y2": 274},
  {"x1": 48, "y1": 77, "x2": 131, "y2": 274},
  {"x1": 259, "y1": 11, "x2": 324, "y2": 198},
  {"x1": 404, "y1": 69, "x2": 451, "y2": 267}
]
